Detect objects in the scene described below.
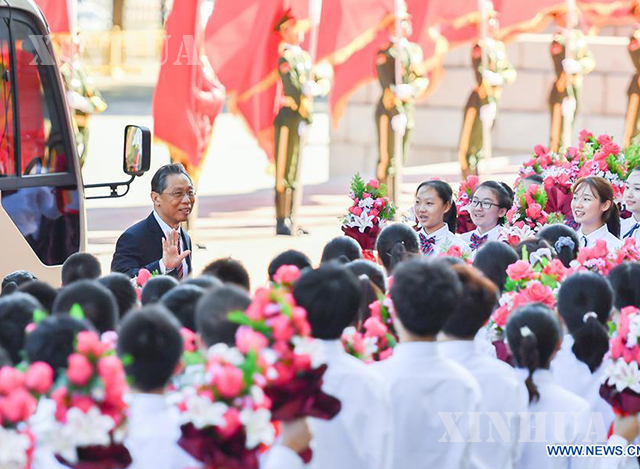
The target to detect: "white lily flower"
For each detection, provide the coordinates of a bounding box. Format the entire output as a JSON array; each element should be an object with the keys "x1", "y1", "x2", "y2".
[
  {"x1": 240, "y1": 408, "x2": 275, "y2": 449},
  {"x1": 0, "y1": 428, "x2": 31, "y2": 469},
  {"x1": 605, "y1": 359, "x2": 640, "y2": 393},
  {"x1": 183, "y1": 395, "x2": 228, "y2": 430}
]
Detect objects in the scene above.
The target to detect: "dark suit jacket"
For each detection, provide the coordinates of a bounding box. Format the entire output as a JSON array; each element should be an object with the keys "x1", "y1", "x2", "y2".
[{"x1": 111, "y1": 212, "x2": 192, "y2": 278}]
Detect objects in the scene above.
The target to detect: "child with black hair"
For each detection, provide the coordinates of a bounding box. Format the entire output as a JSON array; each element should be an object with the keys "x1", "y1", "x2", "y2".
[
  {"x1": 460, "y1": 181, "x2": 514, "y2": 256},
  {"x1": 52, "y1": 280, "x2": 118, "y2": 334},
  {"x1": 17, "y1": 280, "x2": 57, "y2": 314},
  {"x1": 373, "y1": 259, "x2": 481, "y2": 468},
  {"x1": 414, "y1": 180, "x2": 470, "y2": 258},
  {"x1": 267, "y1": 250, "x2": 312, "y2": 281},
  {"x1": 0, "y1": 292, "x2": 43, "y2": 364},
  {"x1": 117, "y1": 305, "x2": 201, "y2": 469},
  {"x1": 346, "y1": 259, "x2": 387, "y2": 293},
  {"x1": 473, "y1": 241, "x2": 519, "y2": 293},
  {"x1": 572, "y1": 177, "x2": 622, "y2": 250},
  {"x1": 622, "y1": 166, "x2": 640, "y2": 243},
  {"x1": 140, "y1": 275, "x2": 179, "y2": 305},
  {"x1": 292, "y1": 263, "x2": 390, "y2": 469},
  {"x1": 608, "y1": 262, "x2": 640, "y2": 310},
  {"x1": 538, "y1": 223, "x2": 580, "y2": 268},
  {"x1": 202, "y1": 257, "x2": 251, "y2": 291},
  {"x1": 61, "y1": 252, "x2": 102, "y2": 286},
  {"x1": 515, "y1": 238, "x2": 554, "y2": 262},
  {"x1": 98, "y1": 273, "x2": 138, "y2": 319},
  {"x1": 438, "y1": 264, "x2": 527, "y2": 469},
  {"x1": 160, "y1": 284, "x2": 205, "y2": 332},
  {"x1": 375, "y1": 223, "x2": 420, "y2": 275},
  {"x1": 507, "y1": 304, "x2": 639, "y2": 469},
  {"x1": 320, "y1": 236, "x2": 362, "y2": 264},
  {"x1": 1, "y1": 270, "x2": 36, "y2": 295},
  {"x1": 195, "y1": 284, "x2": 251, "y2": 348},
  {"x1": 182, "y1": 275, "x2": 223, "y2": 291},
  {"x1": 552, "y1": 272, "x2": 616, "y2": 432}
]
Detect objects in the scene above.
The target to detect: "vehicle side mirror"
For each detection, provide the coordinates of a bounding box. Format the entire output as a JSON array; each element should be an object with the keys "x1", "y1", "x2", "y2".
[{"x1": 123, "y1": 125, "x2": 151, "y2": 176}]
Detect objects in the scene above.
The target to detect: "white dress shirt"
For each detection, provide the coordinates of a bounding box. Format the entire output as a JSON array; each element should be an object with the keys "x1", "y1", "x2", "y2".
[
  {"x1": 620, "y1": 215, "x2": 640, "y2": 244},
  {"x1": 439, "y1": 340, "x2": 528, "y2": 469},
  {"x1": 417, "y1": 224, "x2": 471, "y2": 259},
  {"x1": 514, "y1": 369, "x2": 636, "y2": 469},
  {"x1": 373, "y1": 341, "x2": 481, "y2": 469},
  {"x1": 153, "y1": 210, "x2": 189, "y2": 277},
  {"x1": 576, "y1": 224, "x2": 622, "y2": 251},
  {"x1": 551, "y1": 334, "x2": 615, "y2": 437},
  {"x1": 305, "y1": 340, "x2": 390, "y2": 469},
  {"x1": 125, "y1": 393, "x2": 202, "y2": 469},
  {"x1": 460, "y1": 225, "x2": 503, "y2": 259}
]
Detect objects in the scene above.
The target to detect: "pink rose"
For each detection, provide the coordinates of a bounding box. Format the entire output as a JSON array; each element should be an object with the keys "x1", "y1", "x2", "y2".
[
  {"x1": 349, "y1": 206, "x2": 363, "y2": 216},
  {"x1": 367, "y1": 179, "x2": 380, "y2": 190},
  {"x1": 369, "y1": 208, "x2": 380, "y2": 217},
  {"x1": 51, "y1": 387, "x2": 69, "y2": 422},
  {"x1": 374, "y1": 198, "x2": 384, "y2": 208},
  {"x1": 597, "y1": 134, "x2": 612, "y2": 146},
  {"x1": 611, "y1": 336, "x2": 625, "y2": 360},
  {"x1": 0, "y1": 388, "x2": 36, "y2": 423},
  {"x1": 592, "y1": 239, "x2": 609, "y2": 259},
  {"x1": 364, "y1": 316, "x2": 387, "y2": 338},
  {"x1": 526, "y1": 203, "x2": 543, "y2": 219},
  {"x1": 522, "y1": 281, "x2": 555, "y2": 308},
  {"x1": 76, "y1": 331, "x2": 108, "y2": 357},
  {"x1": 0, "y1": 367, "x2": 25, "y2": 395},
  {"x1": 69, "y1": 395, "x2": 95, "y2": 414},
  {"x1": 180, "y1": 328, "x2": 197, "y2": 353},
  {"x1": 604, "y1": 142, "x2": 621, "y2": 156},
  {"x1": 136, "y1": 268, "x2": 152, "y2": 287},
  {"x1": 67, "y1": 353, "x2": 94, "y2": 387},
  {"x1": 273, "y1": 265, "x2": 301, "y2": 285},
  {"x1": 351, "y1": 331, "x2": 366, "y2": 356},
  {"x1": 542, "y1": 259, "x2": 567, "y2": 281},
  {"x1": 25, "y1": 362, "x2": 54, "y2": 395},
  {"x1": 369, "y1": 300, "x2": 382, "y2": 320},
  {"x1": 235, "y1": 326, "x2": 269, "y2": 354},
  {"x1": 491, "y1": 305, "x2": 510, "y2": 327},
  {"x1": 218, "y1": 408, "x2": 242, "y2": 438},
  {"x1": 533, "y1": 144, "x2": 549, "y2": 157},
  {"x1": 506, "y1": 260, "x2": 535, "y2": 281},
  {"x1": 268, "y1": 315, "x2": 295, "y2": 343},
  {"x1": 212, "y1": 364, "x2": 244, "y2": 398},
  {"x1": 379, "y1": 348, "x2": 394, "y2": 360},
  {"x1": 362, "y1": 193, "x2": 372, "y2": 199}
]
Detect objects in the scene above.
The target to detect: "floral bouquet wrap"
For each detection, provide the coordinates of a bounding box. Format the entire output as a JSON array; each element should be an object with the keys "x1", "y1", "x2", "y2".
[
  {"x1": 455, "y1": 176, "x2": 479, "y2": 234},
  {"x1": 570, "y1": 238, "x2": 640, "y2": 276}
]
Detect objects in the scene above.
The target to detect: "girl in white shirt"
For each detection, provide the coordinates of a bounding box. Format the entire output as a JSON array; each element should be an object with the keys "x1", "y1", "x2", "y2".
[
  {"x1": 414, "y1": 180, "x2": 470, "y2": 259},
  {"x1": 571, "y1": 176, "x2": 622, "y2": 251},
  {"x1": 622, "y1": 167, "x2": 640, "y2": 242},
  {"x1": 507, "y1": 304, "x2": 638, "y2": 469},
  {"x1": 551, "y1": 272, "x2": 616, "y2": 434},
  {"x1": 460, "y1": 181, "x2": 514, "y2": 256}
]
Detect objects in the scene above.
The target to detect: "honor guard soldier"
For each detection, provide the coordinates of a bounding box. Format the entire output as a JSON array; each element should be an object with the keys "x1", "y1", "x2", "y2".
[
  {"x1": 624, "y1": 15, "x2": 640, "y2": 148},
  {"x1": 274, "y1": 11, "x2": 328, "y2": 236},
  {"x1": 375, "y1": 6, "x2": 428, "y2": 195},
  {"x1": 548, "y1": 18, "x2": 595, "y2": 153},
  {"x1": 457, "y1": 13, "x2": 515, "y2": 178}
]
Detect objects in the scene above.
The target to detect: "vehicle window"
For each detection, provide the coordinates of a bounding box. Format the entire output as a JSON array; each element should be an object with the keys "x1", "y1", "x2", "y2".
[
  {"x1": 0, "y1": 18, "x2": 14, "y2": 176},
  {"x1": 13, "y1": 20, "x2": 69, "y2": 175}
]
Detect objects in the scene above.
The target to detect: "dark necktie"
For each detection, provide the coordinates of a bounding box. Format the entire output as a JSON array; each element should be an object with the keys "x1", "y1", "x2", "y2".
[
  {"x1": 419, "y1": 233, "x2": 436, "y2": 255},
  {"x1": 624, "y1": 223, "x2": 640, "y2": 239},
  {"x1": 469, "y1": 233, "x2": 488, "y2": 250},
  {"x1": 581, "y1": 235, "x2": 588, "y2": 248},
  {"x1": 174, "y1": 233, "x2": 184, "y2": 279}
]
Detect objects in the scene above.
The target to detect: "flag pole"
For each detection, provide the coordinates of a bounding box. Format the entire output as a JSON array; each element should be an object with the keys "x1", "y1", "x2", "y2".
[
  {"x1": 562, "y1": 0, "x2": 577, "y2": 151},
  {"x1": 391, "y1": 0, "x2": 404, "y2": 204},
  {"x1": 291, "y1": 0, "x2": 322, "y2": 235},
  {"x1": 478, "y1": 0, "x2": 493, "y2": 177}
]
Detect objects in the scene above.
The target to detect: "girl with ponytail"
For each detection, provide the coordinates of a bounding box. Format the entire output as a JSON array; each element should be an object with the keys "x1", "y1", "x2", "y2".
[
  {"x1": 571, "y1": 176, "x2": 622, "y2": 250},
  {"x1": 414, "y1": 180, "x2": 470, "y2": 258},
  {"x1": 375, "y1": 223, "x2": 420, "y2": 275},
  {"x1": 552, "y1": 272, "x2": 615, "y2": 429}
]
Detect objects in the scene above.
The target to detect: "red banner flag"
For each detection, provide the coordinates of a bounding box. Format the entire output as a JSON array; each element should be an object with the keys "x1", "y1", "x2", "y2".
[
  {"x1": 152, "y1": 0, "x2": 225, "y2": 180},
  {"x1": 34, "y1": 0, "x2": 74, "y2": 34},
  {"x1": 577, "y1": 0, "x2": 637, "y2": 28}
]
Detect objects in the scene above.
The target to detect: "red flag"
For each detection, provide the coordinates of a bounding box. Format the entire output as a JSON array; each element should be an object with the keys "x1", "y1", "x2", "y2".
[
  {"x1": 496, "y1": 0, "x2": 563, "y2": 41},
  {"x1": 34, "y1": 0, "x2": 74, "y2": 34},
  {"x1": 152, "y1": 0, "x2": 225, "y2": 180},
  {"x1": 577, "y1": 0, "x2": 637, "y2": 28}
]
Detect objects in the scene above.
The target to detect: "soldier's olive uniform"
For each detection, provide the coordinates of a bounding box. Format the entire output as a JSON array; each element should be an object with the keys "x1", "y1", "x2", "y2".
[
  {"x1": 548, "y1": 31, "x2": 595, "y2": 153},
  {"x1": 457, "y1": 39, "x2": 515, "y2": 177},
  {"x1": 375, "y1": 39, "x2": 427, "y2": 195},
  {"x1": 274, "y1": 44, "x2": 313, "y2": 224},
  {"x1": 624, "y1": 30, "x2": 640, "y2": 148}
]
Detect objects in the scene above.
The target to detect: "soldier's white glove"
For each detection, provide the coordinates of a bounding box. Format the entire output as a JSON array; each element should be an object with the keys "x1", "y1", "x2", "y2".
[
  {"x1": 482, "y1": 70, "x2": 504, "y2": 87},
  {"x1": 562, "y1": 58, "x2": 582, "y2": 75},
  {"x1": 66, "y1": 91, "x2": 93, "y2": 113},
  {"x1": 302, "y1": 80, "x2": 322, "y2": 97},
  {"x1": 298, "y1": 121, "x2": 309, "y2": 137},
  {"x1": 562, "y1": 96, "x2": 577, "y2": 119},
  {"x1": 394, "y1": 84, "x2": 414, "y2": 100},
  {"x1": 479, "y1": 102, "x2": 497, "y2": 123},
  {"x1": 391, "y1": 114, "x2": 407, "y2": 135}
]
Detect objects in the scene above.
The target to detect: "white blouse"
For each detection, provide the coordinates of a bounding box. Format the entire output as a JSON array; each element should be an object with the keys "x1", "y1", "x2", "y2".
[
  {"x1": 439, "y1": 340, "x2": 528, "y2": 469},
  {"x1": 459, "y1": 225, "x2": 503, "y2": 259},
  {"x1": 373, "y1": 341, "x2": 481, "y2": 469},
  {"x1": 417, "y1": 224, "x2": 471, "y2": 259},
  {"x1": 576, "y1": 224, "x2": 622, "y2": 251},
  {"x1": 620, "y1": 215, "x2": 640, "y2": 244}
]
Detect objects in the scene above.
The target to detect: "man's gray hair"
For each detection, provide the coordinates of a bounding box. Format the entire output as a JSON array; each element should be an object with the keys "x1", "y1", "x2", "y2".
[{"x1": 151, "y1": 163, "x2": 192, "y2": 194}]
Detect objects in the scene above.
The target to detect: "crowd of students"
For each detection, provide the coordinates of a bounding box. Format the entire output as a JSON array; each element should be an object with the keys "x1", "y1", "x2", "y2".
[{"x1": 3, "y1": 171, "x2": 640, "y2": 469}]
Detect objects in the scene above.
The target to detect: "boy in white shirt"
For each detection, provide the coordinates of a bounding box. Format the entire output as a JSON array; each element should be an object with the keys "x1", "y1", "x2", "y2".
[
  {"x1": 373, "y1": 259, "x2": 482, "y2": 469},
  {"x1": 622, "y1": 167, "x2": 640, "y2": 242}
]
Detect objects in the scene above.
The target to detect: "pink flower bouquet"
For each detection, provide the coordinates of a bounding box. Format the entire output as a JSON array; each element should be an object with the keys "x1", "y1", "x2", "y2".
[
  {"x1": 342, "y1": 295, "x2": 397, "y2": 363},
  {"x1": 455, "y1": 176, "x2": 479, "y2": 234}
]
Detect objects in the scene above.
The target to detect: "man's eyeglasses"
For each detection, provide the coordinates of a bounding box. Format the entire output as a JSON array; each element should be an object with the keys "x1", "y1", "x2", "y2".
[
  {"x1": 469, "y1": 198, "x2": 499, "y2": 210},
  {"x1": 164, "y1": 189, "x2": 196, "y2": 200}
]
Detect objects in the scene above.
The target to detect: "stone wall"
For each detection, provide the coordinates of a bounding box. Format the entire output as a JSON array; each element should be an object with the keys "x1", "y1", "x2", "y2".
[{"x1": 329, "y1": 26, "x2": 638, "y2": 177}]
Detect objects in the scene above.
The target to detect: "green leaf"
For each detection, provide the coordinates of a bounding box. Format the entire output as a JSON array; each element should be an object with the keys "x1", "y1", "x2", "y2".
[
  {"x1": 69, "y1": 304, "x2": 85, "y2": 321},
  {"x1": 608, "y1": 320, "x2": 617, "y2": 337},
  {"x1": 120, "y1": 353, "x2": 134, "y2": 367},
  {"x1": 239, "y1": 349, "x2": 258, "y2": 387},
  {"x1": 227, "y1": 311, "x2": 272, "y2": 335},
  {"x1": 33, "y1": 309, "x2": 47, "y2": 324},
  {"x1": 350, "y1": 173, "x2": 366, "y2": 199},
  {"x1": 182, "y1": 350, "x2": 206, "y2": 367},
  {"x1": 521, "y1": 246, "x2": 529, "y2": 262}
]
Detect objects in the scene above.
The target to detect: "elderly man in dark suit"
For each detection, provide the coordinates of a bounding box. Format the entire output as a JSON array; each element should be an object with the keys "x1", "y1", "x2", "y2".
[{"x1": 111, "y1": 164, "x2": 194, "y2": 278}]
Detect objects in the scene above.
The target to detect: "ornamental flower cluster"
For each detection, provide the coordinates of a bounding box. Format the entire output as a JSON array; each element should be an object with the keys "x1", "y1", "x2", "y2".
[
  {"x1": 576, "y1": 131, "x2": 627, "y2": 200},
  {"x1": 601, "y1": 306, "x2": 640, "y2": 416},
  {"x1": 342, "y1": 294, "x2": 397, "y2": 363},
  {"x1": 488, "y1": 251, "x2": 567, "y2": 340},
  {"x1": 455, "y1": 175, "x2": 479, "y2": 234},
  {"x1": 175, "y1": 340, "x2": 275, "y2": 469},
  {"x1": 44, "y1": 331, "x2": 131, "y2": 469},
  {"x1": 570, "y1": 238, "x2": 640, "y2": 276},
  {"x1": 0, "y1": 362, "x2": 54, "y2": 469},
  {"x1": 342, "y1": 173, "x2": 396, "y2": 251}
]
